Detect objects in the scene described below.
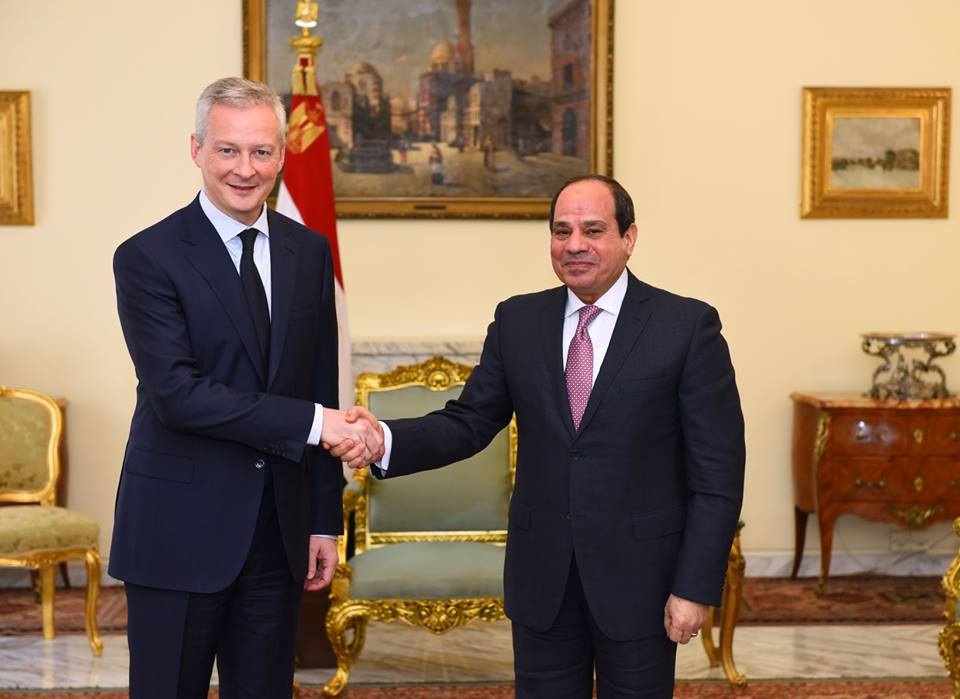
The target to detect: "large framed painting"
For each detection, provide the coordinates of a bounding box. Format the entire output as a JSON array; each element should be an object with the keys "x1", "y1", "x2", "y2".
[
  {"x1": 802, "y1": 87, "x2": 950, "y2": 218},
  {"x1": 244, "y1": 0, "x2": 614, "y2": 218},
  {"x1": 0, "y1": 91, "x2": 34, "y2": 225}
]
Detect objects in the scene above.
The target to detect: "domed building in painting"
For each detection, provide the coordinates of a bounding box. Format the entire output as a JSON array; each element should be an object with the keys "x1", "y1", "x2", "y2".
[{"x1": 415, "y1": 0, "x2": 477, "y2": 142}]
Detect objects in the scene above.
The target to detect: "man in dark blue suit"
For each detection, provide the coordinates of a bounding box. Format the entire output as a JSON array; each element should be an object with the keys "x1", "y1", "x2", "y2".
[
  {"x1": 110, "y1": 77, "x2": 380, "y2": 698},
  {"x1": 338, "y1": 176, "x2": 745, "y2": 698}
]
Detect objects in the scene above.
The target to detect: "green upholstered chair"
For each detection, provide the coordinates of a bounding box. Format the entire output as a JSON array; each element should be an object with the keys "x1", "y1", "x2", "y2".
[
  {"x1": 940, "y1": 518, "x2": 960, "y2": 697},
  {"x1": 0, "y1": 387, "x2": 102, "y2": 656},
  {"x1": 323, "y1": 357, "x2": 516, "y2": 697}
]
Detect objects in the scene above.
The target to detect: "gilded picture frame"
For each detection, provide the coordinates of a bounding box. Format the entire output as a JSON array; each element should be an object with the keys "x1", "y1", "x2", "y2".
[
  {"x1": 0, "y1": 91, "x2": 34, "y2": 226},
  {"x1": 801, "y1": 87, "x2": 950, "y2": 219},
  {"x1": 243, "y1": 0, "x2": 614, "y2": 218}
]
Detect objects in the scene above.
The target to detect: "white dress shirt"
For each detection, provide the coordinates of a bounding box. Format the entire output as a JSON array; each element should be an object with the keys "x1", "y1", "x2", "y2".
[
  {"x1": 377, "y1": 269, "x2": 630, "y2": 472},
  {"x1": 198, "y1": 191, "x2": 325, "y2": 448},
  {"x1": 561, "y1": 268, "x2": 628, "y2": 380}
]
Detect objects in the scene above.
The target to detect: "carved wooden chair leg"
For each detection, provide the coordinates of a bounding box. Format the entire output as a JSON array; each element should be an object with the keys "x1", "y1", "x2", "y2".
[
  {"x1": 345, "y1": 616, "x2": 368, "y2": 660},
  {"x1": 323, "y1": 601, "x2": 372, "y2": 697},
  {"x1": 39, "y1": 564, "x2": 55, "y2": 640},
  {"x1": 84, "y1": 549, "x2": 103, "y2": 656},
  {"x1": 718, "y1": 581, "x2": 747, "y2": 687},
  {"x1": 700, "y1": 606, "x2": 720, "y2": 667},
  {"x1": 718, "y1": 528, "x2": 747, "y2": 688}
]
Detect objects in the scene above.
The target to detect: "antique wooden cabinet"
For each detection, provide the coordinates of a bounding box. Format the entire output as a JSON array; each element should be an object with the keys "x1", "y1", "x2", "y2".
[{"x1": 791, "y1": 391, "x2": 960, "y2": 591}]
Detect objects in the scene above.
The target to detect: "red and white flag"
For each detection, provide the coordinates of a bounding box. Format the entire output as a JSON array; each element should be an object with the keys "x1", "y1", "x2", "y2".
[{"x1": 276, "y1": 92, "x2": 353, "y2": 410}]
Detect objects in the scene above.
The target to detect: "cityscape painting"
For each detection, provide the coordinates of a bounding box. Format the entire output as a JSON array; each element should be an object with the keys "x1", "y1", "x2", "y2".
[{"x1": 245, "y1": 0, "x2": 613, "y2": 217}]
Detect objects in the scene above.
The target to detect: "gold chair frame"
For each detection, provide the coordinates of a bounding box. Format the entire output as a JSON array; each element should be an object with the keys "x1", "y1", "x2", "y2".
[
  {"x1": 940, "y1": 518, "x2": 960, "y2": 697},
  {"x1": 323, "y1": 357, "x2": 516, "y2": 696},
  {"x1": 0, "y1": 386, "x2": 102, "y2": 656},
  {"x1": 700, "y1": 522, "x2": 747, "y2": 687}
]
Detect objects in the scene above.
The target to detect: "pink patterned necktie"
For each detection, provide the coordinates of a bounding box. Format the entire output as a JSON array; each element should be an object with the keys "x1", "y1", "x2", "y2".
[{"x1": 566, "y1": 305, "x2": 602, "y2": 430}]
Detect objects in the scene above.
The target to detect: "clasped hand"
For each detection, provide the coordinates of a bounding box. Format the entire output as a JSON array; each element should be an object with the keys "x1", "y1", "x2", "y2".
[{"x1": 321, "y1": 406, "x2": 384, "y2": 469}]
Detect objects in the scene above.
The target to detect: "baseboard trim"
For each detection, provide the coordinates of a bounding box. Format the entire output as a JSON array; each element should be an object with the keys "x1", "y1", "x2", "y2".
[
  {"x1": 745, "y1": 552, "x2": 954, "y2": 578},
  {"x1": 0, "y1": 560, "x2": 122, "y2": 588},
  {"x1": 0, "y1": 551, "x2": 952, "y2": 589}
]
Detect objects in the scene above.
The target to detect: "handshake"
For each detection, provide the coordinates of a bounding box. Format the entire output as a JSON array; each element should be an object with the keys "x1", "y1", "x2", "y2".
[{"x1": 320, "y1": 406, "x2": 384, "y2": 469}]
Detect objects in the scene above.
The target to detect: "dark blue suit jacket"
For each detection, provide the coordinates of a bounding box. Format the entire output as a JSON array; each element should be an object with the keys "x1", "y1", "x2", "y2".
[
  {"x1": 109, "y1": 196, "x2": 343, "y2": 593},
  {"x1": 380, "y1": 273, "x2": 745, "y2": 640}
]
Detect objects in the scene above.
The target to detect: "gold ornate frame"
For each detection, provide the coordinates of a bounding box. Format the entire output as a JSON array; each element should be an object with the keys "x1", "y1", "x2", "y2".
[
  {"x1": 0, "y1": 387, "x2": 102, "y2": 656},
  {"x1": 243, "y1": 0, "x2": 614, "y2": 219},
  {"x1": 0, "y1": 91, "x2": 34, "y2": 225},
  {"x1": 324, "y1": 357, "x2": 515, "y2": 696},
  {"x1": 801, "y1": 87, "x2": 950, "y2": 218}
]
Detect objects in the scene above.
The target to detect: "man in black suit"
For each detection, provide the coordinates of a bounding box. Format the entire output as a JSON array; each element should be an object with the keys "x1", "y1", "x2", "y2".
[
  {"x1": 337, "y1": 175, "x2": 745, "y2": 698},
  {"x1": 110, "y1": 77, "x2": 380, "y2": 698}
]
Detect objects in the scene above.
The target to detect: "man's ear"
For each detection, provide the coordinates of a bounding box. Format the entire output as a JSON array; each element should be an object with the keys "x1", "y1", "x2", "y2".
[
  {"x1": 190, "y1": 134, "x2": 202, "y2": 166},
  {"x1": 624, "y1": 223, "x2": 638, "y2": 257}
]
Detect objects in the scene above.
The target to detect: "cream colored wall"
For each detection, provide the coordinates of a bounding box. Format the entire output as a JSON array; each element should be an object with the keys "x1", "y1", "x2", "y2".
[{"x1": 2, "y1": 0, "x2": 958, "y2": 566}]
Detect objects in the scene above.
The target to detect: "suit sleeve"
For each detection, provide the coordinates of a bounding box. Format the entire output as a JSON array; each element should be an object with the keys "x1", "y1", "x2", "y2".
[
  {"x1": 114, "y1": 239, "x2": 315, "y2": 462},
  {"x1": 305, "y1": 243, "x2": 345, "y2": 535},
  {"x1": 671, "y1": 304, "x2": 745, "y2": 606},
  {"x1": 378, "y1": 302, "x2": 515, "y2": 478}
]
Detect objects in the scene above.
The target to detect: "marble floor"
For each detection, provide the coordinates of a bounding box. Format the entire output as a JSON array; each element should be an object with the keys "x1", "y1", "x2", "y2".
[{"x1": 0, "y1": 621, "x2": 948, "y2": 689}]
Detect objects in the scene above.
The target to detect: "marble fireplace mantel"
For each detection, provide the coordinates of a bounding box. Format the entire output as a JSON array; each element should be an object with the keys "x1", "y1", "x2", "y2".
[{"x1": 351, "y1": 338, "x2": 484, "y2": 378}]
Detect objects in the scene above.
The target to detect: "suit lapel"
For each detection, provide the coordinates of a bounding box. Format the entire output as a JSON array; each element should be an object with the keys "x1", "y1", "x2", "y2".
[
  {"x1": 541, "y1": 286, "x2": 576, "y2": 439},
  {"x1": 575, "y1": 273, "x2": 651, "y2": 437},
  {"x1": 266, "y1": 211, "x2": 298, "y2": 389},
  {"x1": 180, "y1": 197, "x2": 267, "y2": 385}
]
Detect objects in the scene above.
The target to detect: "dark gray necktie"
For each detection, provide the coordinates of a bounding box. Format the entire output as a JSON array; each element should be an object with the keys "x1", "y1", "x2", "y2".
[{"x1": 239, "y1": 229, "x2": 270, "y2": 372}]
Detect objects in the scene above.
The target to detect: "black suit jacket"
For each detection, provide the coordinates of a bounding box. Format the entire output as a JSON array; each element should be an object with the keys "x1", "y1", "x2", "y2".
[
  {"x1": 380, "y1": 272, "x2": 745, "y2": 640},
  {"x1": 109, "y1": 196, "x2": 343, "y2": 593}
]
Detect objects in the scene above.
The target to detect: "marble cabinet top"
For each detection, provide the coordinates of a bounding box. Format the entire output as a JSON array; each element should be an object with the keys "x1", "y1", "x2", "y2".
[{"x1": 790, "y1": 391, "x2": 960, "y2": 409}]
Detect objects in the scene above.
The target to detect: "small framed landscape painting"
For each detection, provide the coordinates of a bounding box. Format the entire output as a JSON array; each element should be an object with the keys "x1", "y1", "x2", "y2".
[{"x1": 801, "y1": 87, "x2": 950, "y2": 219}]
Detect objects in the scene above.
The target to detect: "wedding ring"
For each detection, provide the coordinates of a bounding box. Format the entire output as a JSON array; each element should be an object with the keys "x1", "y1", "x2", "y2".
[{"x1": 690, "y1": 632, "x2": 698, "y2": 637}]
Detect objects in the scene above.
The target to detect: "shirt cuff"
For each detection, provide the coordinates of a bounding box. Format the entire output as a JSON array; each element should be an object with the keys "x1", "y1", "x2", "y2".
[
  {"x1": 310, "y1": 534, "x2": 337, "y2": 540},
  {"x1": 306, "y1": 403, "x2": 324, "y2": 446},
  {"x1": 376, "y1": 421, "x2": 393, "y2": 472}
]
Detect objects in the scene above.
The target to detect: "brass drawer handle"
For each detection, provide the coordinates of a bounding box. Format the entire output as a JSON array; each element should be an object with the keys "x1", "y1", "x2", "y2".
[
  {"x1": 854, "y1": 476, "x2": 887, "y2": 489},
  {"x1": 914, "y1": 429, "x2": 924, "y2": 444},
  {"x1": 914, "y1": 476, "x2": 924, "y2": 492},
  {"x1": 950, "y1": 431, "x2": 959, "y2": 441}
]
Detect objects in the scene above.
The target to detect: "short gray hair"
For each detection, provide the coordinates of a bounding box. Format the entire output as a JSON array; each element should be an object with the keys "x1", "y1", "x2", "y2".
[{"x1": 195, "y1": 77, "x2": 286, "y2": 145}]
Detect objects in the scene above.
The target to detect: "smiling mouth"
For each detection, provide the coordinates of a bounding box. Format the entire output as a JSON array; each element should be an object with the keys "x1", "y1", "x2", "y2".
[{"x1": 228, "y1": 183, "x2": 257, "y2": 193}]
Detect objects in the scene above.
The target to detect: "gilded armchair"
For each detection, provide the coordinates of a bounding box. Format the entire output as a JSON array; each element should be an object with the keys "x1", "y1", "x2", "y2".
[
  {"x1": 0, "y1": 387, "x2": 102, "y2": 656},
  {"x1": 700, "y1": 520, "x2": 747, "y2": 687},
  {"x1": 940, "y1": 518, "x2": 960, "y2": 697},
  {"x1": 323, "y1": 357, "x2": 516, "y2": 697}
]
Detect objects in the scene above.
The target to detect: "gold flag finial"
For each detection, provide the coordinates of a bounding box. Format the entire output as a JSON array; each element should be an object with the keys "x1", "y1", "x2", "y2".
[{"x1": 290, "y1": 1, "x2": 323, "y2": 96}]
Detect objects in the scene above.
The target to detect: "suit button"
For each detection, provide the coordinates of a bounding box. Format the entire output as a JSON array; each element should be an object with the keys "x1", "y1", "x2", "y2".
[
  {"x1": 255, "y1": 459, "x2": 265, "y2": 470},
  {"x1": 565, "y1": 513, "x2": 571, "y2": 520},
  {"x1": 572, "y1": 449, "x2": 581, "y2": 460}
]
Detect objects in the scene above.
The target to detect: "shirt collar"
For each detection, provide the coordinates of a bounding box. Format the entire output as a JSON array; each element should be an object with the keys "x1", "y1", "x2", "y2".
[
  {"x1": 564, "y1": 268, "x2": 629, "y2": 319},
  {"x1": 198, "y1": 189, "x2": 270, "y2": 245}
]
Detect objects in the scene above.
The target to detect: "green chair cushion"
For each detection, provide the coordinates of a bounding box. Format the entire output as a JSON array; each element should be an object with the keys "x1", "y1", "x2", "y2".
[
  {"x1": 348, "y1": 541, "x2": 504, "y2": 600},
  {"x1": 0, "y1": 506, "x2": 99, "y2": 556},
  {"x1": 0, "y1": 396, "x2": 53, "y2": 492}
]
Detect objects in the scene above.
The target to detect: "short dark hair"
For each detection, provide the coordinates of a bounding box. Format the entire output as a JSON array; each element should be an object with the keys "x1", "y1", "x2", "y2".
[{"x1": 548, "y1": 175, "x2": 635, "y2": 235}]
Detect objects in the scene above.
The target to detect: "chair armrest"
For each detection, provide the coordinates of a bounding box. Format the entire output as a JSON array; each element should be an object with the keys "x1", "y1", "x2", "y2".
[{"x1": 338, "y1": 478, "x2": 363, "y2": 562}]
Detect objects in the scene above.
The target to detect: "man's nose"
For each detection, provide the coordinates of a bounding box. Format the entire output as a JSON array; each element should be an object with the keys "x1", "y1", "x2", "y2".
[
  {"x1": 565, "y1": 229, "x2": 589, "y2": 252},
  {"x1": 233, "y1": 153, "x2": 255, "y2": 178}
]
